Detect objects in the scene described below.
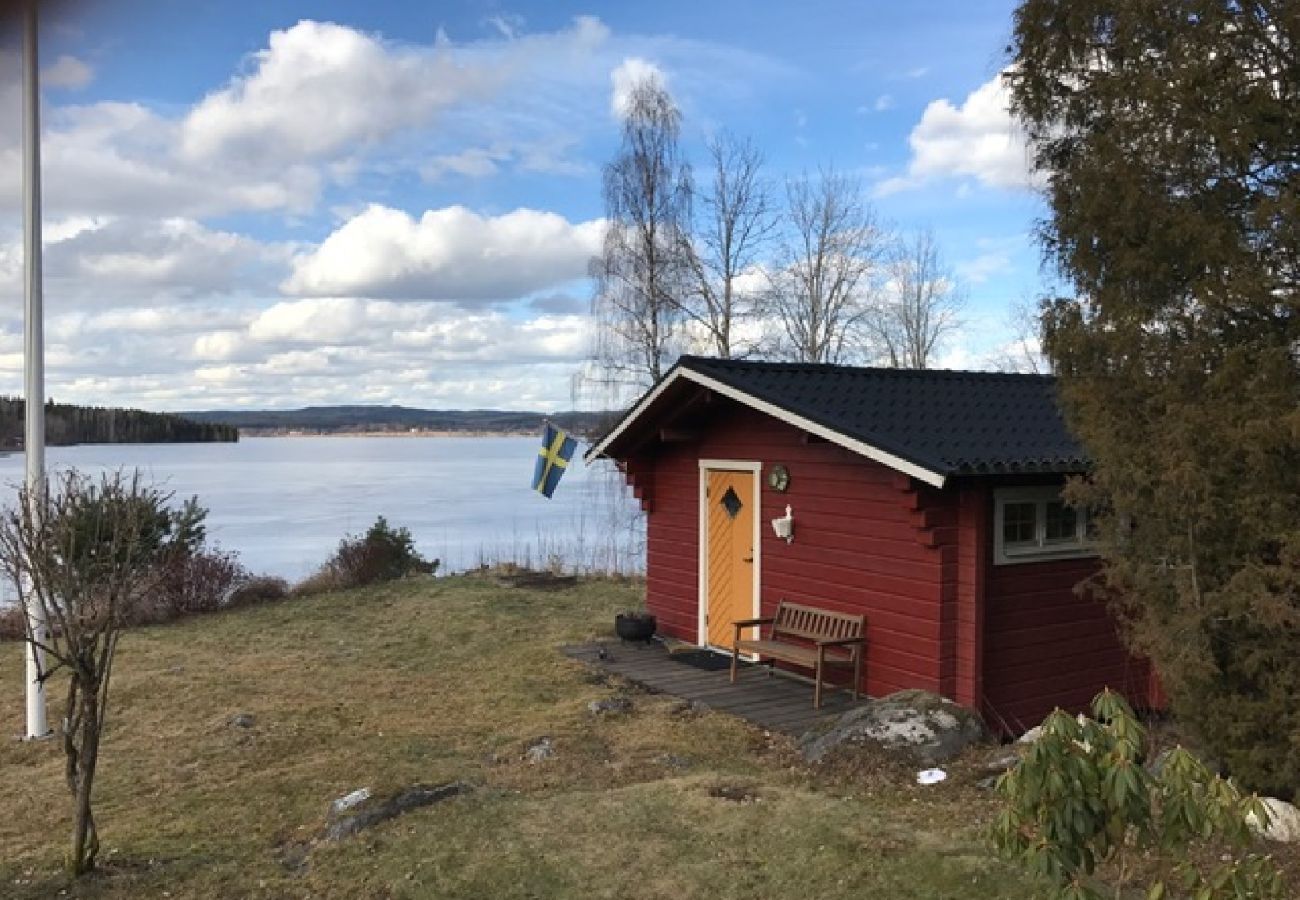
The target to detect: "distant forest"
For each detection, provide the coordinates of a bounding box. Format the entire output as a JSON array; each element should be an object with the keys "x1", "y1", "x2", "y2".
[
  {"x1": 0, "y1": 398, "x2": 239, "y2": 447},
  {"x1": 181, "y1": 406, "x2": 617, "y2": 438}
]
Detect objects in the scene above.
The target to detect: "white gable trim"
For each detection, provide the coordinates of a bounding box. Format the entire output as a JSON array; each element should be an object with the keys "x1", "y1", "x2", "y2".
[{"x1": 585, "y1": 366, "x2": 948, "y2": 488}]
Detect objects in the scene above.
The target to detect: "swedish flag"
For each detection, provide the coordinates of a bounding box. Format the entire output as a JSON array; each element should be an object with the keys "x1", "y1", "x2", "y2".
[{"x1": 532, "y1": 422, "x2": 577, "y2": 498}]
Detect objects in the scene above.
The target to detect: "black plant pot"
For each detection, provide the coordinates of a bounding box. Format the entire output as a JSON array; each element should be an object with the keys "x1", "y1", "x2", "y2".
[{"x1": 614, "y1": 613, "x2": 656, "y2": 642}]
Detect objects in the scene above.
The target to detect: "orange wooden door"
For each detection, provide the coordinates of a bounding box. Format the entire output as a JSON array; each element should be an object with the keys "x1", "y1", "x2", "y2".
[{"x1": 705, "y1": 469, "x2": 756, "y2": 649}]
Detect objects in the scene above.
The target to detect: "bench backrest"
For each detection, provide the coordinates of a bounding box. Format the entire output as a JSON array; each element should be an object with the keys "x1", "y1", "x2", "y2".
[{"x1": 771, "y1": 601, "x2": 865, "y2": 642}]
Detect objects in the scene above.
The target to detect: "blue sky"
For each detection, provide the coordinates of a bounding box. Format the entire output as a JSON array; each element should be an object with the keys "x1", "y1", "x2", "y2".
[{"x1": 0, "y1": 0, "x2": 1048, "y2": 411}]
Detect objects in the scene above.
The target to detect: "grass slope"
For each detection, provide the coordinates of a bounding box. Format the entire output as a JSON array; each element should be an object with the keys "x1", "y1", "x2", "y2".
[{"x1": 1, "y1": 576, "x2": 1030, "y2": 899}]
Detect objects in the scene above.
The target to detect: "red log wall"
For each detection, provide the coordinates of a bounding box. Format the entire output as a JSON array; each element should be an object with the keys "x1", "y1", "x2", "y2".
[
  {"x1": 626, "y1": 396, "x2": 1148, "y2": 731},
  {"x1": 633, "y1": 401, "x2": 949, "y2": 697}
]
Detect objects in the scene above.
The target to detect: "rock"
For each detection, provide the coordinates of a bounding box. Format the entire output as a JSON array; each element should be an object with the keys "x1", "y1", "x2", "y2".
[
  {"x1": 976, "y1": 774, "x2": 1003, "y2": 791},
  {"x1": 324, "y1": 781, "x2": 472, "y2": 842},
  {"x1": 229, "y1": 713, "x2": 256, "y2": 729},
  {"x1": 329, "y1": 788, "x2": 371, "y2": 817},
  {"x1": 524, "y1": 736, "x2": 555, "y2": 764},
  {"x1": 588, "y1": 697, "x2": 633, "y2": 716},
  {"x1": 1247, "y1": 798, "x2": 1300, "y2": 843},
  {"x1": 973, "y1": 750, "x2": 1022, "y2": 781},
  {"x1": 1017, "y1": 725, "x2": 1044, "y2": 744},
  {"x1": 655, "y1": 753, "x2": 692, "y2": 771},
  {"x1": 799, "y1": 690, "x2": 986, "y2": 765},
  {"x1": 670, "y1": 699, "x2": 708, "y2": 717}
]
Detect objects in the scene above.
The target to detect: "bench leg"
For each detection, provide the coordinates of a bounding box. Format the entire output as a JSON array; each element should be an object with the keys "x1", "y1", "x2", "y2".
[
  {"x1": 730, "y1": 644, "x2": 739, "y2": 684},
  {"x1": 814, "y1": 649, "x2": 825, "y2": 709},
  {"x1": 853, "y1": 650, "x2": 862, "y2": 700}
]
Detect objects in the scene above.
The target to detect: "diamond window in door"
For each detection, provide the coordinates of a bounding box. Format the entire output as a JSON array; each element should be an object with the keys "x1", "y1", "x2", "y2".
[{"x1": 720, "y1": 486, "x2": 743, "y2": 519}]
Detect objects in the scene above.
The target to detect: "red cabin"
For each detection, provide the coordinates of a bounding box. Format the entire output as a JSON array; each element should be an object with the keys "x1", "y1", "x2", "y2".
[{"x1": 588, "y1": 356, "x2": 1158, "y2": 734}]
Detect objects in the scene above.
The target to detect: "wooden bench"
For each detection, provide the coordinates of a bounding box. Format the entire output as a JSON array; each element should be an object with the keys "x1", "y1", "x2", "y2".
[{"x1": 730, "y1": 601, "x2": 866, "y2": 708}]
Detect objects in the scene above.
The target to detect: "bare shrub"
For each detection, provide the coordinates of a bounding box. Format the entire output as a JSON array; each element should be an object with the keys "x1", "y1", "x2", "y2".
[
  {"x1": 226, "y1": 575, "x2": 289, "y2": 608},
  {"x1": 303, "y1": 517, "x2": 437, "y2": 593},
  {"x1": 0, "y1": 471, "x2": 170, "y2": 874},
  {"x1": 0, "y1": 605, "x2": 23, "y2": 641},
  {"x1": 138, "y1": 548, "x2": 247, "y2": 623}
]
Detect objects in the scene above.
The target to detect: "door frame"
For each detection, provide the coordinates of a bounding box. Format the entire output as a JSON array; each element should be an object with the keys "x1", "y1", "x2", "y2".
[{"x1": 697, "y1": 459, "x2": 763, "y2": 650}]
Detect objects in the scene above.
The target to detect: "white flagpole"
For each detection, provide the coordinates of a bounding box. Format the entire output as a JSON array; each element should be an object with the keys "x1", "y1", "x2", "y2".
[{"x1": 22, "y1": 0, "x2": 51, "y2": 741}]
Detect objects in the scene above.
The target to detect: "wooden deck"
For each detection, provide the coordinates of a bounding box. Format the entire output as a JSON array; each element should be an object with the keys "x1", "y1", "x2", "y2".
[{"x1": 562, "y1": 641, "x2": 868, "y2": 736}]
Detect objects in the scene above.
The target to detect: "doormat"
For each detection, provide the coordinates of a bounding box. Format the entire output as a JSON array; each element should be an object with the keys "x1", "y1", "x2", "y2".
[{"x1": 671, "y1": 650, "x2": 750, "y2": 673}]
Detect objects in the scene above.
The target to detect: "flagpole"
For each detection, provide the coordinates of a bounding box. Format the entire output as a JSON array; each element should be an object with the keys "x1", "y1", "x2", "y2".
[{"x1": 22, "y1": 0, "x2": 51, "y2": 741}]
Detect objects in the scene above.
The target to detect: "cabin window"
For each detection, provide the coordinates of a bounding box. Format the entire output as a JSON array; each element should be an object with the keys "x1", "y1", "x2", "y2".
[
  {"x1": 993, "y1": 487, "x2": 1094, "y2": 565},
  {"x1": 720, "y1": 486, "x2": 743, "y2": 519}
]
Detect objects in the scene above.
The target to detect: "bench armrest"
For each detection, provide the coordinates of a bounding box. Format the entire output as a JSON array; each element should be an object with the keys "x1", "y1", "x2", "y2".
[
  {"x1": 733, "y1": 616, "x2": 775, "y2": 629},
  {"x1": 816, "y1": 636, "x2": 866, "y2": 648}
]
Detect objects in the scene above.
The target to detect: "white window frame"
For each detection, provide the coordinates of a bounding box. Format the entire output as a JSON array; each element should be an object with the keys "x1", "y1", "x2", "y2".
[{"x1": 993, "y1": 486, "x2": 1096, "y2": 565}]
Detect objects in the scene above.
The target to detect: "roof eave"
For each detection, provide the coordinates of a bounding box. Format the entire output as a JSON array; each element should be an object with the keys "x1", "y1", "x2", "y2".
[{"x1": 587, "y1": 365, "x2": 948, "y2": 489}]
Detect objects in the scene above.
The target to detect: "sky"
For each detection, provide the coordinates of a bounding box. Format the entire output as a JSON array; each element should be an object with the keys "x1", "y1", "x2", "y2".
[{"x1": 0, "y1": 0, "x2": 1050, "y2": 412}]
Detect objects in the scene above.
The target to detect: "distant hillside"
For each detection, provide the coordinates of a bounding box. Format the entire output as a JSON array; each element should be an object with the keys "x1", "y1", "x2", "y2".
[
  {"x1": 181, "y1": 406, "x2": 619, "y2": 438},
  {"x1": 0, "y1": 398, "x2": 238, "y2": 447}
]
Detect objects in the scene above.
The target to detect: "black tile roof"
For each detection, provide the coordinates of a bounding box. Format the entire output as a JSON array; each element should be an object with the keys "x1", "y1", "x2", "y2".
[{"x1": 676, "y1": 355, "x2": 1088, "y2": 479}]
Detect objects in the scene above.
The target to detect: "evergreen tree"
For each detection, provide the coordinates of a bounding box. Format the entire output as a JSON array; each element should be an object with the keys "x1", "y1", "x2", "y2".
[{"x1": 1008, "y1": 1, "x2": 1300, "y2": 795}]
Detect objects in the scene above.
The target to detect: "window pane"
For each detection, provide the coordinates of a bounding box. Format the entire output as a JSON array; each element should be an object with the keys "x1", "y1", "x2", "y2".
[
  {"x1": 1044, "y1": 501, "x2": 1078, "y2": 542},
  {"x1": 720, "y1": 486, "x2": 742, "y2": 519},
  {"x1": 1003, "y1": 501, "x2": 1037, "y2": 545}
]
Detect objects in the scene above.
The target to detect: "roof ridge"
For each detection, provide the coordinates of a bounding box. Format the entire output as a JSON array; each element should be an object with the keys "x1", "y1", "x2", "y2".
[{"x1": 677, "y1": 355, "x2": 1055, "y2": 382}]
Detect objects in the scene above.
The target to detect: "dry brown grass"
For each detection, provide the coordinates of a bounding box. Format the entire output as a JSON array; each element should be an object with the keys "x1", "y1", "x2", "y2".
[{"x1": 0, "y1": 575, "x2": 1033, "y2": 899}]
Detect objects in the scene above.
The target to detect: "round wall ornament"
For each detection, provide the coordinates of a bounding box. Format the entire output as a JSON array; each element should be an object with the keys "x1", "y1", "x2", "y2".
[{"x1": 766, "y1": 463, "x2": 790, "y2": 492}]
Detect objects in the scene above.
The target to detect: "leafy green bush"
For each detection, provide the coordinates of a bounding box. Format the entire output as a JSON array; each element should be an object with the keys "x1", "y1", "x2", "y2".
[
  {"x1": 990, "y1": 690, "x2": 1283, "y2": 899},
  {"x1": 307, "y1": 516, "x2": 437, "y2": 592}
]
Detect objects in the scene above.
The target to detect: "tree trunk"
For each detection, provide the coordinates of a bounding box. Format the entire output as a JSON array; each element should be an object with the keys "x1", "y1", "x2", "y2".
[{"x1": 69, "y1": 683, "x2": 101, "y2": 874}]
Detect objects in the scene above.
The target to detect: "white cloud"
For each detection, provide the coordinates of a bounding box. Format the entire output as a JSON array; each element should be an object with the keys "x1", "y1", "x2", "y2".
[
  {"x1": 282, "y1": 204, "x2": 603, "y2": 301},
  {"x1": 179, "y1": 16, "x2": 613, "y2": 172},
  {"x1": 873, "y1": 94, "x2": 894, "y2": 112},
  {"x1": 0, "y1": 298, "x2": 594, "y2": 410},
  {"x1": 43, "y1": 55, "x2": 94, "y2": 90},
  {"x1": 610, "y1": 57, "x2": 665, "y2": 118},
  {"x1": 421, "y1": 145, "x2": 513, "y2": 180},
  {"x1": 180, "y1": 20, "x2": 506, "y2": 165},
  {"x1": 0, "y1": 217, "x2": 291, "y2": 305},
  {"x1": 878, "y1": 71, "x2": 1038, "y2": 194}
]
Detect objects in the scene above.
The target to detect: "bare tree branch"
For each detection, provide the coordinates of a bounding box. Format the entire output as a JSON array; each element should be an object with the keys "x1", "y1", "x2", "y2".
[
  {"x1": 765, "y1": 168, "x2": 887, "y2": 363},
  {"x1": 867, "y1": 228, "x2": 964, "y2": 369},
  {"x1": 682, "y1": 132, "x2": 775, "y2": 358}
]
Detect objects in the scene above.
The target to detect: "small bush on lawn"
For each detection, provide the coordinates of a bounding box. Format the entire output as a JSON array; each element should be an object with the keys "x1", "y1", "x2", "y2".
[
  {"x1": 140, "y1": 547, "x2": 248, "y2": 623},
  {"x1": 0, "y1": 605, "x2": 24, "y2": 640},
  {"x1": 990, "y1": 689, "x2": 1284, "y2": 900},
  {"x1": 227, "y1": 575, "x2": 289, "y2": 608},
  {"x1": 302, "y1": 516, "x2": 437, "y2": 593}
]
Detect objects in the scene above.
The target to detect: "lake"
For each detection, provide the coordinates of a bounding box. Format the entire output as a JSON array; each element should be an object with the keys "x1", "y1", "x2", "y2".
[{"x1": 0, "y1": 436, "x2": 645, "y2": 588}]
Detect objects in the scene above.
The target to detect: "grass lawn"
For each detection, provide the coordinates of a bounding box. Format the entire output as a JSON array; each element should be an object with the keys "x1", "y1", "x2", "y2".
[{"x1": 1, "y1": 575, "x2": 1039, "y2": 898}]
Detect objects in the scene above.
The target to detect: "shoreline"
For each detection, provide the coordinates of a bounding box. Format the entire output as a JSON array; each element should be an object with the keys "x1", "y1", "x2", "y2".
[{"x1": 243, "y1": 430, "x2": 541, "y2": 439}]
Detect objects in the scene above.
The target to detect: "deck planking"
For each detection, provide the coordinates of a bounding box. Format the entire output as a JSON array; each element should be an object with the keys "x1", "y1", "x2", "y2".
[{"x1": 562, "y1": 641, "x2": 868, "y2": 736}]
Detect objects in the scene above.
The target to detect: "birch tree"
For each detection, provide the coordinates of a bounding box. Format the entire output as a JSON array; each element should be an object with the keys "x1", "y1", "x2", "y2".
[
  {"x1": 591, "y1": 76, "x2": 692, "y2": 389},
  {"x1": 869, "y1": 228, "x2": 963, "y2": 369},
  {"x1": 683, "y1": 133, "x2": 775, "y2": 358},
  {"x1": 766, "y1": 168, "x2": 886, "y2": 363}
]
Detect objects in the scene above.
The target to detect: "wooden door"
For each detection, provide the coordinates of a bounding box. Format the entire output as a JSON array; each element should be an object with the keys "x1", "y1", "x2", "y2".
[{"x1": 705, "y1": 468, "x2": 757, "y2": 649}]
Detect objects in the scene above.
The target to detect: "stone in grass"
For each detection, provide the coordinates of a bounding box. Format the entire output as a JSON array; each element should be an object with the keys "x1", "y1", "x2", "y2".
[
  {"x1": 656, "y1": 753, "x2": 692, "y2": 771},
  {"x1": 228, "y1": 713, "x2": 256, "y2": 729},
  {"x1": 588, "y1": 697, "x2": 633, "y2": 716},
  {"x1": 1248, "y1": 798, "x2": 1300, "y2": 843},
  {"x1": 799, "y1": 689, "x2": 987, "y2": 766},
  {"x1": 524, "y1": 736, "x2": 555, "y2": 764},
  {"x1": 669, "y1": 699, "x2": 708, "y2": 718},
  {"x1": 329, "y1": 788, "x2": 371, "y2": 817},
  {"x1": 324, "y1": 781, "x2": 472, "y2": 842}
]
